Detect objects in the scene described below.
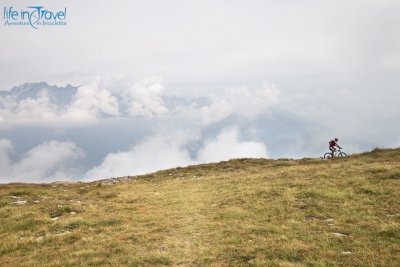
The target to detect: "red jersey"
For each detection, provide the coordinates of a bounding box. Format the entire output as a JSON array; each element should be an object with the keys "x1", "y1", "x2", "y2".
[{"x1": 329, "y1": 140, "x2": 336, "y2": 147}]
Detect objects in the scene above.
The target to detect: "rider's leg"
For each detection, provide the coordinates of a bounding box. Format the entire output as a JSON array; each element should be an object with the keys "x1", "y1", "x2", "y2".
[{"x1": 331, "y1": 147, "x2": 335, "y2": 157}]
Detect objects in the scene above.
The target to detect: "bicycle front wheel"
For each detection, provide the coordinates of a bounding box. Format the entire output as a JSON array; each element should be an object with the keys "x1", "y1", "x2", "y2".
[
  {"x1": 337, "y1": 152, "x2": 346, "y2": 157},
  {"x1": 324, "y1": 152, "x2": 332, "y2": 159}
]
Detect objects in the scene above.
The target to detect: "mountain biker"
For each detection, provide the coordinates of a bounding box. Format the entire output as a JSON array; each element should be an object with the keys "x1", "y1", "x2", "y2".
[{"x1": 329, "y1": 138, "x2": 342, "y2": 157}]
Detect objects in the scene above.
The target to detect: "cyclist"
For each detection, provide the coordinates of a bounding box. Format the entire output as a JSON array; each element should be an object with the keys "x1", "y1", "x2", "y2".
[{"x1": 329, "y1": 138, "x2": 342, "y2": 157}]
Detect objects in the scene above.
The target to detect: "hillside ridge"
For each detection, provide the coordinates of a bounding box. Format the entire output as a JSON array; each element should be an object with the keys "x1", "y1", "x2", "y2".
[{"x1": 1, "y1": 147, "x2": 399, "y2": 266}]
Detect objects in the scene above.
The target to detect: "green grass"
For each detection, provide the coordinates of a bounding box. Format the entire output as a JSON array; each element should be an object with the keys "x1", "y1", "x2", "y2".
[{"x1": 0, "y1": 148, "x2": 400, "y2": 266}]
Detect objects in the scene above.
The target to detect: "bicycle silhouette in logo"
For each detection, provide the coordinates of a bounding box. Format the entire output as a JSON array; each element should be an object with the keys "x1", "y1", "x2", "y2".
[{"x1": 27, "y1": 6, "x2": 43, "y2": 29}]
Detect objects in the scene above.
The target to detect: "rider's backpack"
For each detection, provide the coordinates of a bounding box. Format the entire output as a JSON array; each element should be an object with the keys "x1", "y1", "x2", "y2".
[{"x1": 329, "y1": 140, "x2": 335, "y2": 146}]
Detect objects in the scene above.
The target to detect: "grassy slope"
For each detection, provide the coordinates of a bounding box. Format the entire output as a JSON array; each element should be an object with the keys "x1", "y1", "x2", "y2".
[{"x1": 0, "y1": 148, "x2": 399, "y2": 267}]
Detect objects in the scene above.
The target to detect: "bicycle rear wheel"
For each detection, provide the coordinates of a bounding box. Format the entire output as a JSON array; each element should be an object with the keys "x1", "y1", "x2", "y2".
[
  {"x1": 324, "y1": 152, "x2": 332, "y2": 159},
  {"x1": 337, "y1": 152, "x2": 346, "y2": 157}
]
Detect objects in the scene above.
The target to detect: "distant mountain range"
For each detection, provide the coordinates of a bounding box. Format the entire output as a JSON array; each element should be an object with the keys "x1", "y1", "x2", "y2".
[
  {"x1": 0, "y1": 82, "x2": 212, "y2": 115},
  {"x1": 0, "y1": 82, "x2": 78, "y2": 108}
]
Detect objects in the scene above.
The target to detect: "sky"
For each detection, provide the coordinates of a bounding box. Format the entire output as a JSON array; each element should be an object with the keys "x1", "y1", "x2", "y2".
[{"x1": 0, "y1": 0, "x2": 399, "y2": 183}]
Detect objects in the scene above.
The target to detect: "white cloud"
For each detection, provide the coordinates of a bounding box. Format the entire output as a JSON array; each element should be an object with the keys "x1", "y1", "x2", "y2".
[
  {"x1": 0, "y1": 139, "x2": 13, "y2": 172},
  {"x1": 121, "y1": 76, "x2": 169, "y2": 117},
  {"x1": 0, "y1": 139, "x2": 85, "y2": 183},
  {"x1": 83, "y1": 126, "x2": 268, "y2": 181},
  {"x1": 178, "y1": 80, "x2": 281, "y2": 125},
  {"x1": 0, "y1": 90, "x2": 59, "y2": 121},
  {"x1": 83, "y1": 128, "x2": 198, "y2": 180},
  {"x1": 64, "y1": 77, "x2": 120, "y2": 119},
  {"x1": 197, "y1": 126, "x2": 268, "y2": 163},
  {"x1": 0, "y1": 75, "x2": 170, "y2": 124}
]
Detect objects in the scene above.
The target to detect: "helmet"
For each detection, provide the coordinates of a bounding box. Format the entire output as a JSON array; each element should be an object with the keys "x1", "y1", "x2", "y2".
[{"x1": 335, "y1": 138, "x2": 338, "y2": 141}]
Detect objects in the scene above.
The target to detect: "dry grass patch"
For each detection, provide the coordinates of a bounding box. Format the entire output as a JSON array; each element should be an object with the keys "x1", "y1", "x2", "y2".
[{"x1": 1, "y1": 148, "x2": 400, "y2": 266}]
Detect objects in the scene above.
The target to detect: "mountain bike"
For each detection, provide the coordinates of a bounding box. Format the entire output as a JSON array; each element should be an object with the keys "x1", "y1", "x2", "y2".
[{"x1": 324, "y1": 149, "x2": 346, "y2": 159}]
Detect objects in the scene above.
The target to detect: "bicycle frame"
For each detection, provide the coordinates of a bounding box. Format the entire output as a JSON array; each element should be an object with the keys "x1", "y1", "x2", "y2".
[{"x1": 324, "y1": 148, "x2": 346, "y2": 158}]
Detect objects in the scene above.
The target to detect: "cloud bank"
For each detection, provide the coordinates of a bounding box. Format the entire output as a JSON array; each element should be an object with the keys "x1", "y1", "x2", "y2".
[
  {"x1": 0, "y1": 125, "x2": 269, "y2": 183},
  {"x1": 0, "y1": 139, "x2": 84, "y2": 183},
  {"x1": 83, "y1": 126, "x2": 268, "y2": 181},
  {"x1": 172, "y1": 80, "x2": 281, "y2": 125},
  {"x1": 0, "y1": 76, "x2": 282, "y2": 127},
  {"x1": 0, "y1": 76, "x2": 169, "y2": 123}
]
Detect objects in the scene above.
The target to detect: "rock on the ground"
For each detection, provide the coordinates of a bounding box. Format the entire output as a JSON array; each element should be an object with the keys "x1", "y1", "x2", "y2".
[
  {"x1": 55, "y1": 231, "x2": 71, "y2": 236},
  {"x1": 333, "y1": 232, "x2": 347, "y2": 237},
  {"x1": 100, "y1": 176, "x2": 135, "y2": 185}
]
